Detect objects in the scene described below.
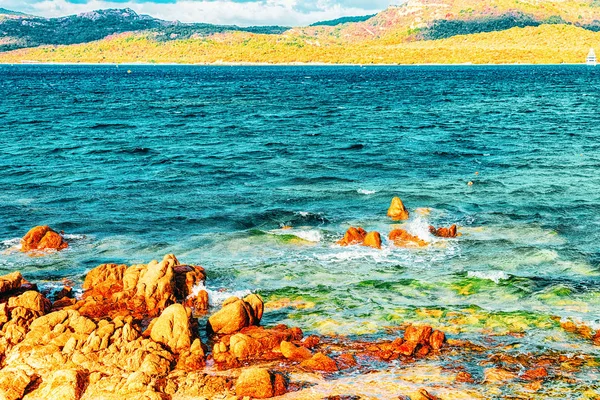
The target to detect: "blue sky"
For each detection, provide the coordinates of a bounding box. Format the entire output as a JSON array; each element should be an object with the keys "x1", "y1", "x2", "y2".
[{"x1": 0, "y1": 0, "x2": 398, "y2": 26}]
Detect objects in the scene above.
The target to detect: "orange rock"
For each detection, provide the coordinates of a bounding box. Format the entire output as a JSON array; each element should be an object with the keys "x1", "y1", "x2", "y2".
[
  {"x1": 149, "y1": 304, "x2": 196, "y2": 353},
  {"x1": 300, "y1": 352, "x2": 338, "y2": 372},
  {"x1": 185, "y1": 289, "x2": 209, "y2": 311},
  {"x1": 22, "y1": 369, "x2": 86, "y2": 400},
  {"x1": 21, "y1": 226, "x2": 68, "y2": 252},
  {"x1": 235, "y1": 367, "x2": 285, "y2": 399},
  {"x1": 387, "y1": 197, "x2": 410, "y2": 220},
  {"x1": 397, "y1": 340, "x2": 418, "y2": 356},
  {"x1": 429, "y1": 330, "x2": 445, "y2": 350},
  {"x1": 413, "y1": 388, "x2": 440, "y2": 400},
  {"x1": 337, "y1": 227, "x2": 367, "y2": 246},
  {"x1": 280, "y1": 340, "x2": 312, "y2": 361},
  {"x1": 389, "y1": 229, "x2": 428, "y2": 247},
  {"x1": 415, "y1": 344, "x2": 431, "y2": 357},
  {"x1": 0, "y1": 272, "x2": 23, "y2": 295},
  {"x1": 363, "y1": 231, "x2": 382, "y2": 249},
  {"x1": 207, "y1": 295, "x2": 263, "y2": 335},
  {"x1": 336, "y1": 353, "x2": 357, "y2": 370},
  {"x1": 455, "y1": 371, "x2": 475, "y2": 383},
  {"x1": 484, "y1": 367, "x2": 517, "y2": 383},
  {"x1": 429, "y1": 224, "x2": 458, "y2": 238},
  {"x1": 8, "y1": 291, "x2": 51, "y2": 314},
  {"x1": 302, "y1": 335, "x2": 320, "y2": 349},
  {"x1": 521, "y1": 367, "x2": 548, "y2": 381},
  {"x1": 404, "y1": 325, "x2": 433, "y2": 344}
]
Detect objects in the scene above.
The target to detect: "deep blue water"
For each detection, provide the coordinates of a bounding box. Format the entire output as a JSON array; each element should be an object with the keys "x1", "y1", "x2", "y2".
[{"x1": 2, "y1": 64, "x2": 600, "y2": 349}]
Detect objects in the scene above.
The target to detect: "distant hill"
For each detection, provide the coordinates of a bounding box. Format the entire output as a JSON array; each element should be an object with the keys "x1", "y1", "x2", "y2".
[
  {"x1": 2, "y1": 0, "x2": 600, "y2": 64},
  {"x1": 310, "y1": 14, "x2": 375, "y2": 27},
  {"x1": 0, "y1": 8, "x2": 29, "y2": 16},
  {"x1": 0, "y1": 8, "x2": 289, "y2": 52}
]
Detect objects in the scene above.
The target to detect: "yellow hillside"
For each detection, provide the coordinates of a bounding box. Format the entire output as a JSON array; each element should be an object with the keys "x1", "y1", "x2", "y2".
[{"x1": 0, "y1": 24, "x2": 598, "y2": 65}]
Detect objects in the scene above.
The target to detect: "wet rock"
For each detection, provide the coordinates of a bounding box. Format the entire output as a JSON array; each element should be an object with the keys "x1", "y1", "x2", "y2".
[
  {"x1": 521, "y1": 366, "x2": 548, "y2": 381},
  {"x1": 337, "y1": 227, "x2": 367, "y2": 246},
  {"x1": 387, "y1": 197, "x2": 409, "y2": 221},
  {"x1": 404, "y1": 325, "x2": 433, "y2": 344},
  {"x1": 185, "y1": 289, "x2": 209, "y2": 312},
  {"x1": 429, "y1": 224, "x2": 458, "y2": 238},
  {"x1": 411, "y1": 388, "x2": 440, "y2": 400},
  {"x1": 280, "y1": 340, "x2": 312, "y2": 361},
  {"x1": 21, "y1": 226, "x2": 68, "y2": 252},
  {"x1": 336, "y1": 353, "x2": 357, "y2": 370},
  {"x1": 82, "y1": 263, "x2": 127, "y2": 296},
  {"x1": 389, "y1": 229, "x2": 427, "y2": 247},
  {"x1": 235, "y1": 367, "x2": 286, "y2": 398},
  {"x1": 455, "y1": 371, "x2": 475, "y2": 383},
  {"x1": 363, "y1": 231, "x2": 382, "y2": 249},
  {"x1": 300, "y1": 352, "x2": 338, "y2": 372},
  {"x1": 484, "y1": 367, "x2": 517, "y2": 383},
  {"x1": 213, "y1": 325, "x2": 303, "y2": 366},
  {"x1": 429, "y1": 330, "x2": 445, "y2": 350}
]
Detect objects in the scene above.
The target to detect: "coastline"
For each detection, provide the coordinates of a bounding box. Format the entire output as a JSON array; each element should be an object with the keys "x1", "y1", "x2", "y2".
[{"x1": 0, "y1": 61, "x2": 590, "y2": 66}]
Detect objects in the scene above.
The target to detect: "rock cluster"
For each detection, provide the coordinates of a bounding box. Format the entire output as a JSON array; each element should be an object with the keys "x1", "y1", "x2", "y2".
[
  {"x1": 337, "y1": 227, "x2": 381, "y2": 249},
  {"x1": 20, "y1": 226, "x2": 68, "y2": 252},
  {"x1": 387, "y1": 197, "x2": 410, "y2": 221},
  {"x1": 389, "y1": 229, "x2": 428, "y2": 247}
]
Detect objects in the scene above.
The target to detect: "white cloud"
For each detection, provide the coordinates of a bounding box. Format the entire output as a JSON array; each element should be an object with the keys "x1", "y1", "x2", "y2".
[{"x1": 0, "y1": 0, "x2": 397, "y2": 26}]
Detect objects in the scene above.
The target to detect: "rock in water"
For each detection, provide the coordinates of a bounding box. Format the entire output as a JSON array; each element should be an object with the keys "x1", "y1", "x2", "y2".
[
  {"x1": 363, "y1": 231, "x2": 382, "y2": 249},
  {"x1": 337, "y1": 227, "x2": 367, "y2": 246},
  {"x1": 429, "y1": 224, "x2": 458, "y2": 238},
  {"x1": 207, "y1": 295, "x2": 264, "y2": 335},
  {"x1": 300, "y1": 352, "x2": 338, "y2": 372},
  {"x1": 389, "y1": 229, "x2": 428, "y2": 247},
  {"x1": 21, "y1": 226, "x2": 68, "y2": 252},
  {"x1": 280, "y1": 340, "x2": 312, "y2": 361},
  {"x1": 387, "y1": 197, "x2": 409, "y2": 220},
  {"x1": 235, "y1": 367, "x2": 286, "y2": 398}
]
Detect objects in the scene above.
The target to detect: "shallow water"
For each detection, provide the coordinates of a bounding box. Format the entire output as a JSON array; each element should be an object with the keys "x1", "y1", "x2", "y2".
[{"x1": 2, "y1": 65, "x2": 600, "y2": 393}]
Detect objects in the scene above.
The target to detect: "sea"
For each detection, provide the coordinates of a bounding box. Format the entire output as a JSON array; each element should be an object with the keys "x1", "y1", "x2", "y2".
[{"x1": 1, "y1": 64, "x2": 600, "y2": 396}]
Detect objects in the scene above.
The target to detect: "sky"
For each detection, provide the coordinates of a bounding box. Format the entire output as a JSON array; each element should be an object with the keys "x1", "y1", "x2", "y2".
[{"x1": 0, "y1": 0, "x2": 399, "y2": 26}]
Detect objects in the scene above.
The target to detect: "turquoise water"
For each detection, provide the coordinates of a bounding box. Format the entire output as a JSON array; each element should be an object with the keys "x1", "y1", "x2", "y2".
[{"x1": 2, "y1": 65, "x2": 600, "y2": 353}]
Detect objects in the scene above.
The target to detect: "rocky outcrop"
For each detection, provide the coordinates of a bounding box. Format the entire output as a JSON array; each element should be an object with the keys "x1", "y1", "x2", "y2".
[
  {"x1": 280, "y1": 340, "x2": 312, "y2": 361},
  {"x1": 21, "y1": 226, "x2": 68, "y2": 252},
  {"x1": 389, "y1": 229, "x2": 428, "y2": 247},
  {"x1": 429, "y1": 224, "x2": 458, "y2": 238},
  {"x1": 387, "y1": 197, "x2": 409, "y2": 221},
  {"x1": 337, "y1": 227, "x2": 367, "y2": 246},
  {"x1": 207, "y1": 294, "x2": 264, "y2": 335},
  {"x1": 235, "y1": 367, "x2": 287, "y2": 399},
  {"x1": 70, "y1": 254, "x2": 207, "y2": 319},
  {"x1": 0, "y1": 272, "x2": 24, "y2": 295}
]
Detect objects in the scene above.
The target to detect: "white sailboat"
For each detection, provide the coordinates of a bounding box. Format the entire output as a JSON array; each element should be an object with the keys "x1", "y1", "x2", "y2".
[{"x1": 587, "y1": 48, "x2": 597, "y2": 66}]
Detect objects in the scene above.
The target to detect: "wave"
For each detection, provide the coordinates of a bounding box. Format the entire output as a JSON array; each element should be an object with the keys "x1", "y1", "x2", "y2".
[
  {"x1": 269, "y1": 229, "x2": 322, "y2": 243},
  {"x1": 467, "y1": 270, "x2": 510, "y2": 284},
  {"x1": 187, "y1": 281, "x2": 252, "y2": 307},
  {"x1": 357, "y1": 189, "x2": 377, "y2": 195}
]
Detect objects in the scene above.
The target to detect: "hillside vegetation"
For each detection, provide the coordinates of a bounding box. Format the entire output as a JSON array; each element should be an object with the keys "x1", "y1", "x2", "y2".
[
  {"x1": 0, "y1": 25, "x2": 597, "y2": 65},
  {"x1": 1, "y1": 0, "x2": 600, "y2": 64}
]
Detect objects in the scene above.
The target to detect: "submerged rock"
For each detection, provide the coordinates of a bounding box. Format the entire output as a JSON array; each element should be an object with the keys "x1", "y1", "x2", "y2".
[
  {"x1": 429, "y1": 224, "x2": 458, "y2": 238},
  {"x1": 387, "y1": 197, "x2": 409, "y2": 221},
  {"x1": 21, "y1": 226, "x2": 68, "y2": 252},
  {"x1": 389, "y1": 229, "x2": 428, "y2": 247}
]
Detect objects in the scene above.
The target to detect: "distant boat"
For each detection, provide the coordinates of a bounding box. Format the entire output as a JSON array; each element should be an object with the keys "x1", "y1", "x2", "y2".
[{"x1": 587, "y1": 48, "x2": 596, "y2": 66}]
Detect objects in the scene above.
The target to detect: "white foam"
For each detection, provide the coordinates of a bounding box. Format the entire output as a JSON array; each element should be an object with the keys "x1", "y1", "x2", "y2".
[
  {"x1": 62, "y1": 234, "x2": 88, "y2": 240},
  {"x1": 467, "y1": 270, "x2": 510, "y2": 284},
  {"x1": 357, "y1": 189, "x2": 377, "y2": 195},
  {"x1": 403, "y1": 215, "x2": 436, "y2": 243},
  {"x1": 187, "y1": 281, "x2": 252, "y2": 307},
  {"x1": 1, "y1": 238, "x2": 21, "y2": 247},
  {"x1": 297, "y1": 211, "x2": 310, "y2": 217},
  {"x1": 291, "y1": 230, "x2": 322, "y2": 243}
]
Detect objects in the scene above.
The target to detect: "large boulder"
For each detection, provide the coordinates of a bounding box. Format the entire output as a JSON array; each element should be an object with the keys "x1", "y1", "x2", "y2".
[
  {"x1": 300, "y1": 352, "x2": 338, "y2": 372},
  {"x1": 23, "y1": 369, "x2": 86, "y2": 400},
  {"x1": 387, "y1": 197, "x2": 409, "y2": 221},
  {"x1": 149, "y1": 304, "x2": 195, "y2": 353},
  {"x1": 21, "y1": 226, "x2": 68, "y2": 252},
  {"x1": 0, "y1": 272, "x2": 23, "y2": 295},
  {"x1": 207, "y1": 295, "x2": 264, "y2": 335},
  {"x1": 280, "y1": 340, "x2": 312, "y2": 361},
  {"x1": 235, "y1": 367, "x2": 286, "y2": 399}
]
